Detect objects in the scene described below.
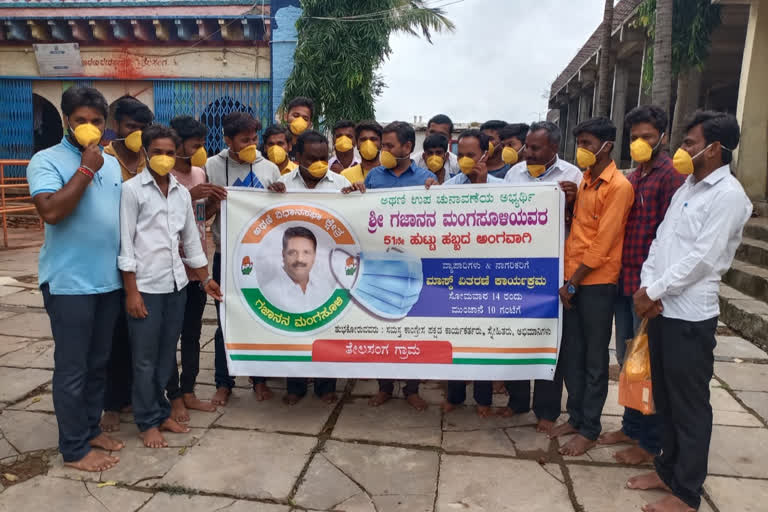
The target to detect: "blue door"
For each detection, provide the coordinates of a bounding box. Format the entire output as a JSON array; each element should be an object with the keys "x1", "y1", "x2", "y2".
[{"x1": 0, "y1": 79, "x2": 34, "y2": 177}]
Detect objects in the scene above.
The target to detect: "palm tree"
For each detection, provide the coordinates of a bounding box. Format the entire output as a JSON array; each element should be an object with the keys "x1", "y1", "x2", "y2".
[
  {"x1": 651, "y1": 0, "x2": 674, "y2": 119},
  {"x1": 595, "y1": 0, "x2": 615, "y2": 118},
  {"x1": 281, "y1": 0, "x2": 455, "y2": 130}
]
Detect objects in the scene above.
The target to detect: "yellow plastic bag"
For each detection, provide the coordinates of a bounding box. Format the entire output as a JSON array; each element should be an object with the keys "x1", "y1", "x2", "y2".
[{"x1": 618, "y1": 318, "x2": 655, "y2": 415}]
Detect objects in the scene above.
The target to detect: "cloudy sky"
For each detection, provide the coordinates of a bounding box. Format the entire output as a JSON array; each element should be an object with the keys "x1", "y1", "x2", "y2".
[{"x1": 374, "y1": 0, "x2": 606, "y2": 124}]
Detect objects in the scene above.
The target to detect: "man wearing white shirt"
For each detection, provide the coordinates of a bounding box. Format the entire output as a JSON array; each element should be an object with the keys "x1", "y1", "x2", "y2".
[
  {"x1": 119, "y1": 125, "x2": 222, "y2": 449},
  {"x1": 412, "y1": 114, "x2": 460, "y2": 177},
  {"x1": 629, "y1": 112, "x2": 752, "y2": 512}
]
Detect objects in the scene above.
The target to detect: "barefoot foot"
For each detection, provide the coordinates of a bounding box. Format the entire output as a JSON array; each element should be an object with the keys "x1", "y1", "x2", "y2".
[
  {"x1": 183, "y1": 393, "x2": 217, "y2": 412},
  {"x1": 599, "y1": 429, "x2": 634, "y2": 446},
  {"x1": 319, "y1": 392, "x2": 338, "y2": 404},
  {"x1": 283, "y1": 393, "x2": 303, "y2": 406},
  {"x1": 160, "y1": 417, "x2": 190, "y2": 433},
  {"x1": 548, "y1": 421, "x2": 577, "y2": 439},
  {"x1": 211, "y1": 387, "x2": 231, "y2": 406},
  {"x1": 170, "y1": 397, "x2": 190, "y2": 424},
  {"x1": 642, "y1": 494, "x2": 695, "y2": 512},
  {"x1": 627, "y1": 471, "x2": 671, "y2": 492},
  {"x1": 99, "y1": 411, "x2": 121, "y2": 433},
  {"x1": 89, "y1": 433, "x2": 125, "y2": 452},
  {"x1": 537, "y1": 418, "x2": 556, "y2": 435},
  {"x1": 140, "y1": 427, "x2": 168, "y2": 448},
  {"x1": 252, "y1": 382, "x2": 274, "y2": 401},
  {"x1": 406, "y1": 393, "x2": 428, "y2": 411},
  {"x1": 368, "y1": 391, "x2": 392, "y2": 407},
  {"x1": 64, "y1": 450, "x2": 119, "y2": 472},
  {"x1": 615, "y1": 445, "x2": 656, "y2": 465},
  {"x1": 441, "y1": 401, "x2": 458, "y2": 413},
  {"x1": 559, "y1": 434, "x2": 596, "y2": 456},
  {"x1": 476, "y1": 405, "x2": 494, "y2": 417}
]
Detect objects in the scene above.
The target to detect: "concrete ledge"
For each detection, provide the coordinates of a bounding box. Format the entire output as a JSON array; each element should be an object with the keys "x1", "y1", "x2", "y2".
[
  {"x1": 724, "y1": 260, "x2": 768, "y2": 302},
  {"x1": 719, "y1": 284, "x2": 768, "y2": 351}
]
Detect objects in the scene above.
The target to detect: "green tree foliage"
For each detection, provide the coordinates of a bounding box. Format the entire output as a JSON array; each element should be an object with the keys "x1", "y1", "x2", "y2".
[
  {"x1": 633, "y1": 0, "x2": 721, "y2": 93},
  {"x1": 280, "y1": 1, "x2": 455, "y2": 130}
]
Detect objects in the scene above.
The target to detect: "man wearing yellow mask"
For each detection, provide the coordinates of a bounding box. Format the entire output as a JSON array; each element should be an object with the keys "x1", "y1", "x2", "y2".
[
  {"x1": 262, "y1": 124, "x2": 297, "y2": 175},
  {"x1": 329, "y1": 120, "x2": 361, "y2": 173},
  {"x1": 104, "y1": 96, "x2": 153, "y2": 182},
  {"x1": 629, "y1": 112, "x2": 751, "y2": 512},
  {"x1": 29, "y1": 86, "x2": 124, "y2": 472},
  {"x1": 550, "y1": 117, "x2": 634, "y2": 458},
  {"x1": 499, "y1": 123, "x2": 529, "y2": 168},
  {"x1": 480, "y1": 120, "x2": 511, "y2": 179},
  {"x1": 206, "y1": 112, "x2": 281, "y2": 406},
  {"x1": 284, "y1": 96, "x2": 314, "y2": 149},
  {"x1": 412, "y1": 114, "x2": 460, "y2": 177},
  {"x1": 598, "y1": 105, "x2": 684, "y2": 466},
  {"x1": 421, "y1": 134, "x2": 450, "y2": 184},
  {"x1": 341, "y1": 120, "x2": 382, "y2": 184},
  {"x1": 119, "y1": 125, "x2": 222, "y2": 449}
]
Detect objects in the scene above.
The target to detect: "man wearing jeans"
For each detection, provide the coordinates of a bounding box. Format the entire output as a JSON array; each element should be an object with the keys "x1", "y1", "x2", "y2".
[
  {"x1": 598, "y1": 105, "x2": 685, "y2": 464},
  {"x1": 28, "y1": 86, "x2": 124, "y2": 471}
]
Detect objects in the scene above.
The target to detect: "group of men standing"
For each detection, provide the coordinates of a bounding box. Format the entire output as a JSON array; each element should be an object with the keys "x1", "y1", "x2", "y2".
[{"x1": 28, "y1": 85, "x2": 751, "y2": 512}]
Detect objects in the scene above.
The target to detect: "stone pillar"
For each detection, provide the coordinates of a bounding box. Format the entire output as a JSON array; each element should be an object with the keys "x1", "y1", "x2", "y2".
[
  {"x1": 578, "y1": 89, "x2": 593, "y2": 123},
  {"x1": 270, "y1": 0, "x2": 301, "y2": 121},
  {"x1": 565, "y1": 96, "x2": 580, "y2": 162},
  {"x1": 610, "y1": 60, "x2": 630, "y2": 163},
  {"x1": 734, "y1": 0, "x2": 768, "y2": 200},
  {"x1": 637, "y1": 39, "x2": 652, "y2": 106},
  {"x1": 558, "y1": 105, "x2": 569, "y2": 155}
]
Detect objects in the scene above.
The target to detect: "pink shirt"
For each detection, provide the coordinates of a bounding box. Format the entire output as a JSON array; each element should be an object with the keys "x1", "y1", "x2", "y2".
[{"x1": 171, "y1": 166, "x2": 207, "y2": 281}]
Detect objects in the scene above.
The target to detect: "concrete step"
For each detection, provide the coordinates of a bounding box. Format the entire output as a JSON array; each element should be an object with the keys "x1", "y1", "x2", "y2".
[
  {"x1": 719, "y1": 284, "x2": 768, "y2": 351},
  {"x1": 743, "y1": 217, "x2": 768, "y2": 243},
  {"x1": 735, "y1": 237, "x2": 768, "y2": 267},
  {"x1": 723, "y1": 260, "x2": 768, "y2": 303}
]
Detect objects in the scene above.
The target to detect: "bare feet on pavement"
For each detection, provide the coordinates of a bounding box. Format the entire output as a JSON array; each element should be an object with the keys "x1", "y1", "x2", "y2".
[
  {"x1": 368, "y1": 391, "x2": 392, "y2": 407},
  {"x1": 626, "y1": 471, "x2": 671, "y2": 491},
  {"x1": 211, "y1": 387, "x2": 231, "y2": 406},
  {"x1": 615, "y1": 445, "x2": 656, "y2": 465},
  {"x1": 548, "y1": 421, "x2": 576, "y2": 438},
  {"x1": 64, "y1": 450, "x2": 119, "y2": 472},
  {"x1": 599, "y1": 429, "x2": 634, "y2": 445},
  {"x1": 89, "y1": 433, "x2": 124, "y2": 452},
  {"x1": 140, "y1": 427, "x2": 167, "y2": 448},
  {"x1": 183, "y1": 393, "x2": 217, "y2": 412},
  {"x1": 161, "y1": 417, "x2": 190, "y2": 433},
  {"x1": 476, "y1": 405, "x2": 493, "y2": 417},
  {"x1": 406, "y1": 393, "x2": 428, "y2": 411},
  {"x1": 170, "y1": 397, "x2": 190, "y2": 423},
  {"x1": 319, "y1": 392, "x2": 338, "y2": 404},
  {"x1": 537, "y1": 418, "x2": 555, "y2": 434},
  {"x1": 252, "y1": 382, "x2": 273, "y2": 401},
  {"x1": 283, "y1": 393, "x2": 303, "y2": 406},
  {"x1": 99, "y1": 411, "x2": 120, "y2": 433},
  {"x1": 642, "y1": 495, "x2": 695, "y2": 512},
  {"x1": 559, "y1": 433, "x2": 596, "y2": 456},
  {"x1": 441, "y1": 401, "x2": 457, "y2": 413}
]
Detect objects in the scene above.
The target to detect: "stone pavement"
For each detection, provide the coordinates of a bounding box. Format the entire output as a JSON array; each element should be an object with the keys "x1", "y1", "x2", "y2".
[{"x1": 1, "y1": 233, "x2": 768, "y2": 511}]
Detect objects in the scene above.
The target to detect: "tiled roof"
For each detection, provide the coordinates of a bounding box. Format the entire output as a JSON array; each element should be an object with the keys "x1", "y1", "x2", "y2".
[{"x1": 550, "y1": 0, "x2": 643, "y2": 99}]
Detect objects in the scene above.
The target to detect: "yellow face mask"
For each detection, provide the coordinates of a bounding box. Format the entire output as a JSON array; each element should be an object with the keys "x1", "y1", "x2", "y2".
[
  {"x1": 359, "y1": 140, "x2": 379, "y2": 161},
  {"x1": 458, "y1": 156, "x2": 476, "y2": 175},
  {"x1": 237, "y1": 144, "x2": 258, "y2": 164},
  {"x1": 380, "y1": 150, "x2": 398, "y2": 169},
  {"x1": 122, "y1": 130, "x2": 143, "y2": 153},
  {"x1": 190, "y1": 146, "x2": 207, "y2": 167},
  {"x1": 267, "y1": 145, "x2": 287, "y2": 165},
  {"x1": 148, "y1": 155, "x2": 175, "y2": 176},
  {"x1": 289, "y1": 117, "x2": 309, "y2": 136},
  {"x1": 426, "y1": 155, "x2": 444, "y2": 173},
  {"x1": 630, "y1": 133, "x2": 664, "y2": 163},
  {"x1": 672, "y1": 144, "x2": 711, "y2": 175},
  {"x1": 306, "y1": 160, "x2": 329, "y2": 178},
  {"x1": 487, "y1": 141, "x2": 495, "y2": 157},
  {"x1": 502, "y1": 146, "x2": 520, "y2": 165},
  {"x1": 335, "y1": 135, "x2": 354, "y2": 153},
  {"x1": 575, "y1": 142, "x2": 609, "y2": 169},
  {"x1": 527, "y1": 164, "x2": 546, "y2": 178},
  {"x1": 71, "y1": 123, "x2": 102, "y2": 147}
]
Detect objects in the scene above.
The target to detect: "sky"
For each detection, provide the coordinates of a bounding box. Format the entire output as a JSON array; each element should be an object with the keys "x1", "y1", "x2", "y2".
[{"x1": 374, "y1": 0, "x2": 606, "y2": 125}]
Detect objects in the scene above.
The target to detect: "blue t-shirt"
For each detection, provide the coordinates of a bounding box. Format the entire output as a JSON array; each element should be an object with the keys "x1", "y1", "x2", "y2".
[
  {"x1": 363, "y1": 161, "x2": 434, "y2": 189},
  {"x1": 488, "y1": 164, "x2": 512, "y2": 179},
  {"x1": 27, "y1": 137, "x2": 123, "y2": 295}
]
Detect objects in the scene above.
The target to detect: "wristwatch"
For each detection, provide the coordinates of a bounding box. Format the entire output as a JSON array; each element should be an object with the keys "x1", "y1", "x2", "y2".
[
  {"x1": 566, "y1": 282, "x2": 577, "y2": 295},
  {"x1": 200, "y1": 276, "x2": 212, "y2": 290}
]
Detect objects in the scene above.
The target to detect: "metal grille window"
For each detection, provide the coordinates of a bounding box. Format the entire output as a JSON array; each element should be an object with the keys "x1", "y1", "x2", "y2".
[
  {"x1": 153, "y1": 80, "x2": 271, "y2": 154},
  {"x1": 0, "y1": 79, "x2": 34, "y2": 177}
]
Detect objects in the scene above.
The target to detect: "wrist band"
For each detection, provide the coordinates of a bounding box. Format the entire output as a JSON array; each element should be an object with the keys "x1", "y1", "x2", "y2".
[{"x1": 77, "y1": 166, "x2": 94, "y2": 179}]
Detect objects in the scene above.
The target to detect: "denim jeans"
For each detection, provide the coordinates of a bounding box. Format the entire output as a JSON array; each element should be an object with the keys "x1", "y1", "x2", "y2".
[
  {"x1": 42, "y1": 284, "x2": 121, "y2": 462},
  {"x1": 104, "y1": 305, "x2": 132, "y2": 412},
  {"x1": 126, "y1": 289, "x2": 186, "y2": 432},
  {"x1": 286, "y1": 378, "x2": 337, "y2": 398},
  {"x1": 166, "y1": 282, "x2": 207, "y2": 400},
  {"x1": 505, "y1": 375, "x2": 563, "y2": 422},
  {"x1": 446, "y1": 381, "x2": 493, "y2": 406},
  {"x1": 378, "y1": 379, "x2": 420, "y2": 396},
  {"x1": 615, "y1": 293, "x2": 661, "y2": 455}
]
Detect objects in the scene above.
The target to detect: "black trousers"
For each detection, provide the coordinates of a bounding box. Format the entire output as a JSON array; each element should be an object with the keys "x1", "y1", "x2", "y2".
[
  {"x1": 446, "y1": 381, "x2": 492, "y2": 406},
  {"x1": 504, "y1": 375, "x2": 563, "y2": 421},
  {"x1": 104, "y1": 306, "x2": 133, "y2": 413},
  {"x1": 286, "y1": 378, "x2": 337, "y2": 398},
  {"x1": 561, "y1": 283, "x2": 615, "y2": 441},
  {"x1": 649, "y1": 315, "x2": 717, "y2": 510},
  {"x1": 166, "y1": 282, "x2": 208, "y2": 400},
  {"x1": 378, "y1": 379, "x2": 419, "y2": 396}
]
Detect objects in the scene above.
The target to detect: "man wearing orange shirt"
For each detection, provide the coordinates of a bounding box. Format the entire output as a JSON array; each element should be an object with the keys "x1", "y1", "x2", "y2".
[{"x1": 549, "y1": 117, "x2": 634, "y2": 456}]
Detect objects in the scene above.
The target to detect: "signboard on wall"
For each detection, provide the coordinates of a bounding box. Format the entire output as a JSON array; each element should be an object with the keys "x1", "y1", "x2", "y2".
[{"x1": 34, "y1": 43, "x2": 84, "y2": 76}]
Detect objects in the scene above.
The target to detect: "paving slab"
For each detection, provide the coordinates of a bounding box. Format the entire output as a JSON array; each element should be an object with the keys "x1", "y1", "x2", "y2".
[
  {"x1": 333, "y1": 397, "x2": 442, "y2": 447},
  {"x1": 705, "y1": 475, "x2": 768, "y2": 512},
  {"x1": 715, "y1": 335, "x2": 768, "y2": 360},
  {"x1": 711, "y1": 384, "x2": 749, "y2": 412},
  {"x1": 556, "y1": 417, "x2": 628, "y2": 464},
  {"x1": 0, "y1": 437, "x2": 18, "y2": 459},
  {"x1": 0, "y1": 334, "x2": 29, "y2": 357},
  {"x1": 198, "y1": 350, "x2": 214, "y2": 370},
  {"x1": 0, "y1": 312, "x2": 51, "y2": 338},
  {"x1": 0, "y1": 311, "x2": 17, "y2": 321},
  {"x1": 0, "y1": 367, "x2": 51, "y2": 402},
  {"x1": 0, "y1": 285, "x2": 25, "y2": 297},
  {"x1": 568, "y1": 465, "x2": 714, "y2": 512},
  {"x1": 294, "y1": 453, "x2": 371, "y2": 510},
  {"x1": 109, "y1": 422, "x2": 207, "y2": 449},
  {"x1": 319, "y1": 440, "x2": 439, "y2": 512},
  {"x1": 713, "y1": 409, "x2": 764, "y2": 427},
  {"x1": 8, "y1": 392, "x2": 54, "y2": 412},
  {"x1": 140, "y1": 492, "x2": 290, "y2": 512},
  {"x1": 0, "y1": 339, "x2": 53, "y2": 369},
  {"x1": 160, "y1": 428, "x2": 315, "y2": 500},
  {"x1": 442, "y1": 406, "x2": 537, "y2": 431},
  {"x1": 0, "y1": 410, "x2": 58, "y2": 452},
  {"x1": 100, "y1": 446, "x2": 184, "y2": 487},
  {"x1": 202, "y1": 304, "x2": 217, "y2": 321},
  {"x1": 441, "y1": 427, "x2": 516, "y2": 456},
  {"x1": 0, "y1": 476, "x2": 151, "y2": 512},
  {"x1": 504, "y1": 425, "x2": 555, "y2": 454},
  {"x1": 714, "y1": 362, "x2": 768, "y2": 392},
  {"x1": 0, "y1": 289, "x2": 43, "y2": 308},
  {"x1": 708, "y1": 425, "x2": 768, "y2": 478},
  {"x1": 437, "y1": 454, "x2": 571, "y2": 512},
  {"x1": 214, "y1": 387, "x2": 334, "y2": 435},
  {"x1": 736, "y1": 391, "x2": 768, "y2": 423}
]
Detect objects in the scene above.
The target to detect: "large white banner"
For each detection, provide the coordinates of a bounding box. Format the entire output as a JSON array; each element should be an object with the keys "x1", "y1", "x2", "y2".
[{"x1": 222, "y1": 184, "x2": 563, "y2": 380}]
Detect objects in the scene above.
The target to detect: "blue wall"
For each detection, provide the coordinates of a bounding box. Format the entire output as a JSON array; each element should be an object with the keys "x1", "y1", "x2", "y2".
[{"x1": 270, "y1": 0, "x2": 301, "y2": 121}]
